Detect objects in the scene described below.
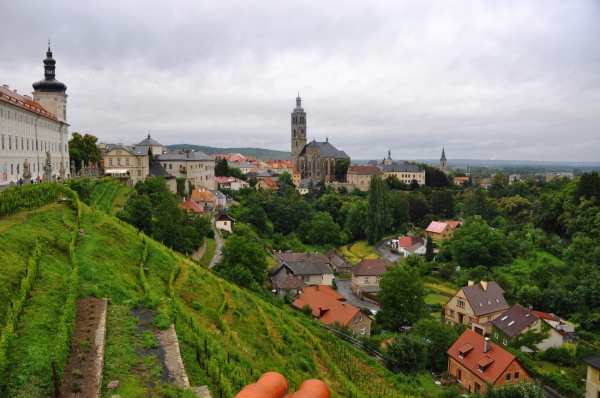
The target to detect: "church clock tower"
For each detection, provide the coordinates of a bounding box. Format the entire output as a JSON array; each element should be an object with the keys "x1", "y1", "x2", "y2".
[
  {"x1": 440, "y1": 147, "x2": 447, "y2": 173},
  {"x1": 291, "y1": 94, "x2": 307, "y2": 171},
  {"x1": 32, "y1": 41, "x2": 68, "y2": 123}
]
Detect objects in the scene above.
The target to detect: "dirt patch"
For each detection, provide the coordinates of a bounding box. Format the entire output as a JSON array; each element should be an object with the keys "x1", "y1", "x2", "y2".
[{"x1": 62, "y1": 297, "x2": 106, "y2": 397}]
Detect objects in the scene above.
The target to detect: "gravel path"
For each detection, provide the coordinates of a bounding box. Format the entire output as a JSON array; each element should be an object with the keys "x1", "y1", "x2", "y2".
[
  {"x1": 208, "y1": 219, "x2": 223, "y2": 269},
  {"x1": 375, "y1": 239, "x2": 402, "y2": 263}
]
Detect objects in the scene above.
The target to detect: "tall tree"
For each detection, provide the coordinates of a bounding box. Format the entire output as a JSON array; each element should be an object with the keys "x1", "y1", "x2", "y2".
[
  {"x1": 378, "y1": 265, "x2": 427, "y2": 329},
  {"x1": 499, "y1": 195, "x2": 533, "y2": 225},
  {"x1": 334, "y1": 158, "x2": 351, "y2": 182},
  {"x1": 412, "y1": 319, "x2": 458, "y2": 371},
  {"x1": 425, "y1": 235, "x2": 434, "y2": 262},
  {"x1": 219, "y1": 234, "x2": 268, "y2": 286},
  {"x1": 366, "y1": 175, "x2": 390, "y2": 245},
  {"x1": 68, "y1": 132, "x2": 102, "y2": 170},
  {"x1": 129, "y1": 195, "x2": 153, "y2": 235},
  {"x1": 451, "y1": 217, "x2": 511, "y2": 268},
  {"x1": 383, "y1": 336, "x2": 427, "y2": 375},
  {"x1": 215, "y1": 158, "x2": 229, "y2": 176}
]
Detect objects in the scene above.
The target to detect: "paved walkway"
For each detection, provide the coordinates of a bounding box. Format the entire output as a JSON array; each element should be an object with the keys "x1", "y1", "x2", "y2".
[
  {"x1": 336, "y1": 279, "x2": 380, "y2": 312},
  {"x1": 208, "y1": 220, "x2": 223, "y2": 269},
  {"x1": 374, "y1": 238, "x2": 402, "y2": 263}
]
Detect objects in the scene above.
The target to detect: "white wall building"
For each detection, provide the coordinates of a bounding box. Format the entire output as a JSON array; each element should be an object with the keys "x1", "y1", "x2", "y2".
[{"x1": 0, "y1": 44, "x2": 70, "y2": 185}]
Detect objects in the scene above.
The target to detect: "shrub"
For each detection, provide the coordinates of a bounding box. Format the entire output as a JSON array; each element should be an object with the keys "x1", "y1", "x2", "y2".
[
  {"x1": 142, "y1": 331, "x2": 159, "y2": 349},
  {"x1": 301, "y1": 304, "x2": 313, "y2": 316},
  {"x1": 72, "y1": 369, "x2": 83, "y2": 378},
  {"x1": 72, "y1": 382, "x2": 82, "y2": 393}
]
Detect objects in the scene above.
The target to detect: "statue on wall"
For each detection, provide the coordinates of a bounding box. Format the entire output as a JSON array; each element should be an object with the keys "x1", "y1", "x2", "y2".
[
  {"x1": 59, "y1": 160, "x2": 66, "y2": 181},
  {"x1": 43, "y1": 152, "x2": 53, "y2": 181},
  {"x1": 22, "y1": 159, "x2": 32, "y2": 185}
]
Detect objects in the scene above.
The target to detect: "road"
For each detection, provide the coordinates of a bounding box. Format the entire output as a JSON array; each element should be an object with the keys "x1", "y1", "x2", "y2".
[
  {"x1": 336, "y1": 279, "x2": 380, "y2": 312},
  {"x1": 208, "y1": 219, "x2": 223, "y2": 269},
  {"x1": 375, "y1": 238, "x2": 402, "y2": 263}
]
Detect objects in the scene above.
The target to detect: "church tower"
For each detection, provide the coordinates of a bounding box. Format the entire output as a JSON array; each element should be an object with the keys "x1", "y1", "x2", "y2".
[
  {"x1": 440, "y1": 147, "x2": 447, "y2": 173},
  {"x1": 32, "y1": 41, "x2": 68, "y2": 123},
  {"x1": 291, "y1": 94, "x2": 307, "y2": 171}
]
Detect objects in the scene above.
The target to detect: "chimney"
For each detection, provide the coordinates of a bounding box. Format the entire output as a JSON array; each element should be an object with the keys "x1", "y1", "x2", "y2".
[
  {"x1": 468, "y1": 280, "x2": 474, "y2": 286},
  {"x1": 484, "y1": 337, "x2": 491, "y2": 353},
  {"x1": 13, "y1": 89, "x2": 17, "y2": 94},
  {"x1": 2, "y1": 85, "x2": 8, "y2": 89},
  {"x1": 316, "y1": 285, "x2": 319, "y2": 291},
  {"x1": 481, "y1": 281, "x2": 488, "y2": 291}
]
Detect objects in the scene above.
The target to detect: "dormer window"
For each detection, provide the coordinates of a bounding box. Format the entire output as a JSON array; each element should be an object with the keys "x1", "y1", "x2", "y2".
[
  {"x1": 501, "y1": 316, "x2": 508, "y2": 321},
  {"x1": 458, "y1": 344, "x2": 474, "y2": 359},
  {"x1": 477, "y1": 356, "x2": 494, "y2": 373}
]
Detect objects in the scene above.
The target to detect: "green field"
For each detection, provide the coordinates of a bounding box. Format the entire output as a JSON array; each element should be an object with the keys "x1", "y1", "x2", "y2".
[{"x1": 0, "y1": 181, "x2": 419, "y2": 398}]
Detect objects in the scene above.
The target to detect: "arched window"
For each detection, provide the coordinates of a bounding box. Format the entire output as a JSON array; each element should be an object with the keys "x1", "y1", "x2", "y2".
[
  {"x1": 301, "y1": 128, "x2": 304, "y2": 135},
  {"x1": 294, "y1": 129, "x2": 296, "y2": 138}
]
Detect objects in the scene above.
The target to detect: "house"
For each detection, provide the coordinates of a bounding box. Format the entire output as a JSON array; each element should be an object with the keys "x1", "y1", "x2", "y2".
[
  {"x1": 157, "y1": 148, "x2": 215, "y2": 190},
  {"x1": 255, "y1": 178, "x2": 279, "y2": 191},
  {"x1": 273, "y1": 252, "x2": 333, "y2": 286},
  {"x1": 209, "y1": 190, "x2": 227, "y2": 208},
  {"x1": 392, "y1": 236, "x2": 427, "y2": 258},
  {"x1": 583, "y1": 355, "x2": 600, "y2": 398},
  {"x1": 292, "y1": 169, "x2": 302, "y2": 186},
  {"x1": 214, "y1": 211, "x2": 235, "y2": 233},
  {"x1": 297, "y1": 178, "x2": 318, "y2": 195},
  {"x1": 445, "y1": 281, "x2": 509, "y2": 327},
  {"x1": 350, "y1": 259, "x2": 394, "y2": 296},
  {"x1": 268, "y1": 263, "x2": 309, "y2": 298},
  {"x1": 376, "y1": 161, "x2": 425, "y2": 186},
  {"x1": 215, "y1": 176, "x2": 249, "y2": 191},
  {"x1": 445, "y1": 220, "x2": 462, "y2": 231},
  {"x1": 190, "y1": 188, "x2": 217, "y2": 209},
  {"x1": 325, "y1": 248, "x2": 352, "y2": 274},
  {"x1": 227, "y1": 161, "x2": 255, "y2": 174},
  {"x1": 179, "y1": 198, "x2": 204, "y2": 214},
  {"x1": 531, "y1": 310, "x2": 578, "y2": 344},
  {"x1": 490, "y1": 304, "x2": 572, "y2": 352},
  {"x1": 102, "y1": 144, "x2": 151, "y2": 186},
  {"x1": 447, "y1": 329, "x2": 530, "y2": 394},
  {"x1": 292, "y1": 286, "x2": 372, "y2": 337},
  {"x1": 346, "y1": 165, "x2": 383, "y2": 191},
  {"x1": 425, "y1": 221, "x2": 456, "y2": 240}
]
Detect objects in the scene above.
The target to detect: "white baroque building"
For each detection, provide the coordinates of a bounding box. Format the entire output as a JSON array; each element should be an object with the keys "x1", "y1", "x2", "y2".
[{"x1": 0, "y1": 43, "x2": 70, "y2": 185}]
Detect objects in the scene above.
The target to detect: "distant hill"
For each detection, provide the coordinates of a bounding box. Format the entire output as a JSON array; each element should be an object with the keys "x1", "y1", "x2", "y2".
[{"x1": 166, "y1": 144, "x2": 290, "y2": 160}]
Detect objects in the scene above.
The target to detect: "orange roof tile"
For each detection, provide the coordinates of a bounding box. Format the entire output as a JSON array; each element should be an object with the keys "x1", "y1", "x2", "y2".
[
  {"x1": 447, "y1": 329, "x2": 522, "y2": 384},
  {"x1": 190, "y1": 189, "x2": 217, "y2": 202},
  {"x1": 445, "y1": 220, "x2": 462, "y2": 230},
  {"x1": 302, "y1": 285, "x2": 344, "y2": 300},
  {"x1": 262, "y1": 178, "x2": 279, "y2": 189},
  {"x1": 0, "y1": 85, "x2": 59, "y2": 122},
  {"x1": 293, "y1": 289, "x2": 368, "y2": 327},
  {"x1": 178, "y1": 198, "x2": 204, "y2": 213}
]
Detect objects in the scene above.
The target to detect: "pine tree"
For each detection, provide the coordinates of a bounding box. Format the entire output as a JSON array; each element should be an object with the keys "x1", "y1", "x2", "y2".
[
  {"x1": 366, "y1": 175, "x2": 390, "y2": 245},
  {"x1": 425, "y1": 235, "x2": 435, "y2": 262}
]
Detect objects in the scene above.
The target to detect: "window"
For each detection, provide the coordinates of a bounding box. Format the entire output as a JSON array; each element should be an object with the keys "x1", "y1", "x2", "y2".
[
  {"x1": 514, "y1": 372, "x2": 519, "y2": 380},
  {"x1": 138, "y1": 159, "x2": 141, "y2": 166},
  {"x1": 301, "y1": 276, "x2": 310, "y2": 282},
  {"x1": 354, "y1": 317, "x2": 358, "y2": 324},
  {"x1": 448, "y1": 309, "x2": 455, "y2": 316},
  {"x1": 503, "y1": 338, "x2": 508, "y2": 346},
  {"x1": 506, "y1": 373, "x2": 511, "y2": 381},
  {"x1": 126, "y1": 158, "x2": 129, "y2": 166},
  {"x1": 457, "y1": 300, "x2": 465, "y2": 307},
  {"x1": 109, "y1": 159, "x2": 113, "y2": 166},
  {"x1": 137, "y1": 170, "x2": 141, "y2": 176},
  {"x1": 1, "y1": 135, "x2": 3, "y2": 149},
  {"x1": 27, "y1": 140, "x2": 29, "y2": 150},
  {"x1": 488, "y1": 316, "x2": 492, "y2": 321},
  {"x1": 169, "y1": 164, "x2": 172, "y2": 169},
  {"x1": 494, "y1": 331, "x2": 498, "y2": 339},
  {"x1": 468, "y1": 317, "x2": 473, "y2": 323},
  {"x1": 364, "y1": 277, "x2": 369, "y2": 283},
  {"x1": 224, "y1": 222, "x2": 228, "y2": 226},
  {"x1": 360, "y1": 327, "x2": 366, "y2": 335},
  {"x1": 117, "y1": 158, "x2": 121, "y2": 166},
  {"x1": 475, "y1": 382, "x2": 481, "y2": 393}
]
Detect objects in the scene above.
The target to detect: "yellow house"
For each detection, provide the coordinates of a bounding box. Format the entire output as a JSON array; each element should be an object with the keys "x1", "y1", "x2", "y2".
[
  {"x1": 445, "y1": 281, "x2": 509, "y2": 327},
  {"x1": 584, "y1": 355, "x2": 600, "y2": 398},
  {"x1": 425, "y1": 221, "x2": 454, "y2": 240},
  {"x1": 102, "y1": 144, "x2": 150, "y2": 186}
]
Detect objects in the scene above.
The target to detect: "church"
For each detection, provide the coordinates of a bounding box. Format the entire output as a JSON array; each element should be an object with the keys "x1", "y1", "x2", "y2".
[
  {"x1": 0, "y1": 43, "x2": 70, "y2": 185},
  {"x1": 290, "y1": 95, "x2": 349, "y2": 182}
]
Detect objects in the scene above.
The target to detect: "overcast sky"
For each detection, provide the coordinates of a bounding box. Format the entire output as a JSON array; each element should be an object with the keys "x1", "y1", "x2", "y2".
[{"x1": 2, "y1": 0, "x2": 599, "y2": 162}]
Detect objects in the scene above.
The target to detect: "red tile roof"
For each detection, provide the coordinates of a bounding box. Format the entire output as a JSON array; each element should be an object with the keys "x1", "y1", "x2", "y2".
[
  {"x1": 293, "y1": 288, "x2": 369, "y2": 327},
  {"x1": 426, "y1": 221, "x2": 449, "y2": 234},
  {"x1": 447, "y1": 329, "x2": 521, "y2": 384},
  {"x1": 179, "y1": 198, "x2": 204, "y2": 213},
  {"x1": 398, "y1": 236, "x2": 424, "y2": 248},
  {"x1": 302, "y1": 285, "x2": 344, "y2": 300},
  {"x1": 191, "y1": 189, "x2": 217, "y2": 202},
  {"x1": 262, "y1": 178, "x2": 279, "y2": 189},
  {"x1": 0, "y1": 85, "x2": 59, "y2": 122},
  {"x1": 531, "y1": 310, "x2": 560, "y2": 321},
  {"x1": 445, "y1": 220, "x2": 462, "y2": 230},
  {"x1": 351, "y1": 259, "x2": 393, "y2": 276}
]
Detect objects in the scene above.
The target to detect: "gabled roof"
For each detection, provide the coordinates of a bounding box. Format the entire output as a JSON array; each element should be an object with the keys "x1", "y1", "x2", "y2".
[
  {"x1": 347, "y1": 165, "x2": 383, "y2": 175},
  {"x1": 209, "y1": 190, "x2": 227, "y2": 199},
  {"x1": 405, "y1": 242, "x2": 425, "y2": 253},
  {"x1": 351, "y1": 259, "x2": 393, "y2": 276},
  {"x1": 297, "y1": 178, "x2": 318, "y2": 189},
  {"x1": 299, "y1": 140, "x2": 349, "y2": 158},
  {"x1": 461, "y1": 281, "x2": 509, "y2": 317},
  {"x1": 530, "y1": 310, "x2": 561, "y2": 322},
  {"x1": 285, "y1": 259, "x2": 332, "y2": 276},
  {"x1": 137, "y1": 134, "x2": 163, "y2": 147},
  {"x1": 0, "y1": 85, "x2": 59, "y2": 122},
  {"x1": 275, "y1": 252, "x2": 330, "y2": 263},
  {"x1": 492, "y1": 304, "x2": 538, "y2": 338},
  {"x1": 325, "y1": 249, "x2": 352, "y2": 269},
  {"x1": 157, "y1": 148, "x2": 212, "y2": 161},
  {"x1": 301, "y1": 285, "x2": 344, "y2": 300},
  {"x1": 293, "y1": 288, "x2": 368, "y2": 327},
  {"x1": 447, "y1": 329, "x2": 521, "y2": 385},
  {"x1": 376, "y1": 164, "x2": 422, "y2": 172},
  {"x1": 445, "y1": 220, "x2": 462, "y2": 230},
  {"x1": 399, "y1": 236, "x2": 424, "y2": 248},
  {"x1": 179, "y1": 198, "x2": 203, "y2": 213},
  {"x1": 276, "y1": 274, "x2": 309, "y2": 290},
  {"x1": 191, "y1": 189, "x2": 216, "y2": 202},
  {"x1": 105, "y1": 144, "x2": 151, "y2": 157},
  {"x1": 583, "y1": 355, "x2": 600, "y2": 370},
  {"x1": 426, "y1": 221, "x2": 449, "y2": 234},
  {"x1": 261, "y1": 178, "x2": 279, "y2": 189},
  {"x1": 149, "y1": 160, "x2": 172, "y2": 178},
  {"x1": 214, "y1": 211, "x2": 234, "y2": 222}
]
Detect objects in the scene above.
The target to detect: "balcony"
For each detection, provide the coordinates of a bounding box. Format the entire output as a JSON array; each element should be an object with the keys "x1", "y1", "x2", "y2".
[{"x1": 179, "y1": 167, "x2": 187, "y2": 173}]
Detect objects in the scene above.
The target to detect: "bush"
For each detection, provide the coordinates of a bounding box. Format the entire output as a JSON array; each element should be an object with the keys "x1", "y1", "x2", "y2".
[
  {"x1": 542, "y1": 372, "x2": 582, "y2": 397},
  {"x1": 301, "y1": 304, "x2": 313, "y2": 316}
]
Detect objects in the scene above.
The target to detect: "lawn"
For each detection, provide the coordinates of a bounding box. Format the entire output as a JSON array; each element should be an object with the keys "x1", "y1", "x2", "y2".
[
  {"x1": 536, "y1": 360, "x2": 562, "y2": 373},
  {"x1": 197, "y1": 238, "x2": 216, "y2": 267},
  {"x1": 266, "y1": 255, "x2": 279, "y2": 268},
  {"x1": 339, "y1": 240, "x2": 380, "y2": 264},
  {"x1": 425, "y1": 293, "x2": 450, "y2": 306}
]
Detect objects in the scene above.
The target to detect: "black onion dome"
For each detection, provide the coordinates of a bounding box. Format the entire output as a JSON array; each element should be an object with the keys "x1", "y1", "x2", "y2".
[{"x1": 32, "y1": 44, "x2": 67, "y2": 93}]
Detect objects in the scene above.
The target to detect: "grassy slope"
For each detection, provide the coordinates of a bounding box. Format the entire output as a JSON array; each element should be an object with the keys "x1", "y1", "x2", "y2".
[{"x1": 0, "y1": 182, "x2": 415, "y2": 397}]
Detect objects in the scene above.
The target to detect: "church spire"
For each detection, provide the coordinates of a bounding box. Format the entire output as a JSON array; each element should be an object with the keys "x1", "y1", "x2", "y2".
[
  {"x1": 33, "y1": 41, "x2": 67, "y2": 93},
  {"x1": 294, "y1": 93, "x2": 304, "y2": 112},
  {"x1": 441, "y1": 147, "x2": 446, "y2": 160}
]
